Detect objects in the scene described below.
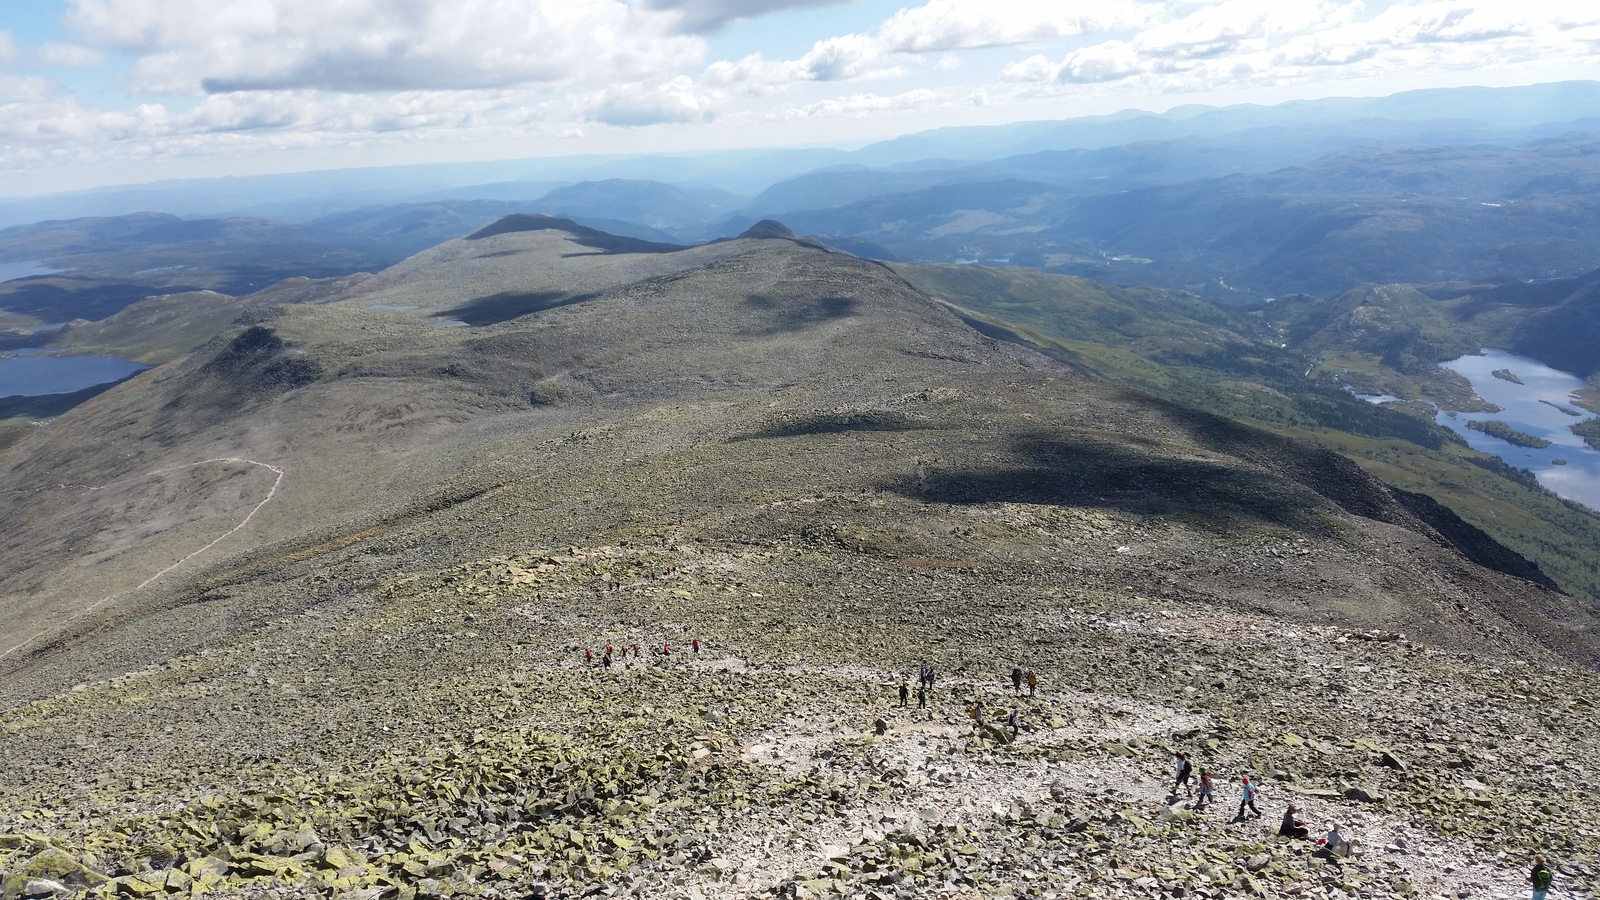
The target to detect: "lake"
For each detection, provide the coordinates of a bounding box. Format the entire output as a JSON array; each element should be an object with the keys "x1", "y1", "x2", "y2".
[
  {"x1": 1434, "y1": 349, "x2": 1600, "y2": 510},
  {"x1": 0, "y1": 353, "x2": 150, "y2": 398},
  {"x1": 0, "y1": 261, "x2": 61, "y2": 283}
]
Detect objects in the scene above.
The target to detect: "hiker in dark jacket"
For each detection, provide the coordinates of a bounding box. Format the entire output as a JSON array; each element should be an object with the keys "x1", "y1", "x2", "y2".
[
  {"x1": 1011, "y1": 666, "x2": 1024, "y2": 696},
  {"x1": 1532, "y1": 854, "x2": 1553, "y2": 900}
]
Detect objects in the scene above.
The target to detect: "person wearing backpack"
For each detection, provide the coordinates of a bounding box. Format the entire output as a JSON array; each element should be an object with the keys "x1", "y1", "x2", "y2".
[
  {"x1": 1195, "y1": 766, "x2": 1215, "y2": 810},
  {"x1": 1238, "y1": 775, "x2": 1263, "y2": 819},
  {"x1": 1172, "y1": 752, "x2": 1193, "y2": 798},
  {"x1": 1531, "y1": 854, "x2": 1553, "y2": 900}
]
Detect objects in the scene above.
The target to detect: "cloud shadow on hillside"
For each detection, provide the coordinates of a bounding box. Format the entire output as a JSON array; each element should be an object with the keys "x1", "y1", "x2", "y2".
[
  {"x1": 437, "y1": 290, "x2": 597, "y2": 327},
  {"x1": 731, "y1": 410, "x2": 925, "y2": 442},
  {"x1": 885, "y1": 433, "x2": 1320, "y2": 530},
  {"x1": 742, "y1": 294, "x2": 856, "y2": 335}
]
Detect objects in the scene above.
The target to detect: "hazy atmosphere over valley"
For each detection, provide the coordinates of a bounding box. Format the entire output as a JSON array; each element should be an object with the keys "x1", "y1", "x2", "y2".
[{"x1": 4, "y1": 3, "x2": 1600, "y2": 900}]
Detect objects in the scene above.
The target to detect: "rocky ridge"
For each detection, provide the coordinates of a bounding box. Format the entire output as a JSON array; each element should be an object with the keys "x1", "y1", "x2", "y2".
[{"x1": 1, "y1": 221, "x2": 1598, "y2": 900}]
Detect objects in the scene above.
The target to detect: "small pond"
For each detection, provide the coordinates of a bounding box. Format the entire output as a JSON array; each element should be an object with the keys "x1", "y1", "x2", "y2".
[
  {"x1": 0, "y1": 352, "x2": 150, "y2": 398},
  {"x1": 0, "y1": 261, "x2": 62, "y2": 283}
]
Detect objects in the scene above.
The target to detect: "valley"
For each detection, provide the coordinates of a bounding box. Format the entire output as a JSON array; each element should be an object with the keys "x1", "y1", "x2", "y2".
[{"x1": 5, "y1": 80, "x2": 1600, "y2": 900}]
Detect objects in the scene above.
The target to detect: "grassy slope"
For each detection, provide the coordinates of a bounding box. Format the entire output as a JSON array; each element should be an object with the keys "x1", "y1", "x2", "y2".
[{"x1": 896, "y1": 263, "x2": 1600, "y2": 609}]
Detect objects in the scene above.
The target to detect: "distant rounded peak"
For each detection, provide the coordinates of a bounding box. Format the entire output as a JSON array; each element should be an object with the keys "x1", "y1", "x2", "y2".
[
  {"x1": 466, "y1": 213, "x2": 594, "y2": 241},
  {"x1": 738, "y1": 220, "x2": 798, "y2": 240}
]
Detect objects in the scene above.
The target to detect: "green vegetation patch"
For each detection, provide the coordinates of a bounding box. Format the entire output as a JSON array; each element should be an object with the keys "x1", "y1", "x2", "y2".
[
  {"x1": 1466, "y1": 420, "x2": 1552, "y2": 449},
  {"x1": 1574, "y1": 418, "x2": 1600, "y2": 452}
]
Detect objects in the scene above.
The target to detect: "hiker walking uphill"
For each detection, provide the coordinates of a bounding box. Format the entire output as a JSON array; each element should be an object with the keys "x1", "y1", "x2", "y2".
[
  {"x1": 1238, "y1": 775, "x2": 1263, "y2": 819},
  {"x1": 1172, "y1": 752, "x2": 1193, "y2": 798},
  {"x1": 1026, "y1": 668, "x2": 1038, "y2": 697},
  {"x1": 898, "y1": 680, "x2": 910, "y2": 708},
  {"x1": 1011, "y1": 666, "x2": 1024, "y2": 697},
  {"x1": 1195, "y1": 766, "x2": 1215, "y2": 810}
]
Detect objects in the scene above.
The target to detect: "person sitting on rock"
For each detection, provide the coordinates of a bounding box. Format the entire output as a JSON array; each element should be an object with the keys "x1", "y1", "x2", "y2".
[
  {"x1": 1323, "y1": 823, "x2": 1351, "y2": 857},
  {"x1": 1278, "y1": 803, "x2": 1310, "y2": 839}
]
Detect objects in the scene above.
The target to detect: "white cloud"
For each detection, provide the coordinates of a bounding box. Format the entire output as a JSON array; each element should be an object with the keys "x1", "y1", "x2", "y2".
[
  {"x1": 640, "y1": 0, "x2": 855, "y2": 34},
  {"x1": 875, "y1": 0, "x2": 1150, "y2": 53},
  {"x1": 36, "y1": 42, "x2": 106, "y2": 68},
  {"x1": 1002, "y1": 1, "x2": 1600, "y2": 91},
  {"x1": 781, "y1": 87, "x2": 940, "y2": 119},
  {"x1": 588, "y1": 77, "x2": 717, "y2": 126},
  {"x1": 64, "y1": 0, "x2": 705, "y2": 94},
  {"x1": 0, "y1": 30, "x2": 17, "y2": 66}
]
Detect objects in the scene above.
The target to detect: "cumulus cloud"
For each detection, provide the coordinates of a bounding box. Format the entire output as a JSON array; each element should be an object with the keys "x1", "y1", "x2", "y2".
[
  {"x1": 782, "y1": 87, "x2": 940, "y2": 119},
  {"x1": 640, "y1": 0, "x2": 855, "y2": 34},
  {"x1": 64, "y1": 0, "x2": 704, "y2": 94},
  {"x1": 587, "y1": 77, "x2": 717, "y2": 126}
]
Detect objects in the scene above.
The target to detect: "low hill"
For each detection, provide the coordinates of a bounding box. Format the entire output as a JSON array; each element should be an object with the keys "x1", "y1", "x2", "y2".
[{"x1": 0, "y1": 220, "x2": 1596, "y2": 899}]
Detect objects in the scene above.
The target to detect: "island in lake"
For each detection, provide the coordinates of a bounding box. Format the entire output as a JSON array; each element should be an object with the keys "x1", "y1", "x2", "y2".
[
  {"x1": 1466, "y1": 419, "x2": 1552, "y2": 448},
  {"x1": 1491, "y1": 368, "x2": 1525, "y2": 384},
  {"x1": 1574, "y1": 418, "x2": 1600, "y2": 452}
]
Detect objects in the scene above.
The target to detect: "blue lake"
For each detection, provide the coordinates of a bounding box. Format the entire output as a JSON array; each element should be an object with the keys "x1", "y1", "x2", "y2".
[
  {"x1": 1434, "y1": 349, "x2": 1600, "y2": 511},
  {"x1": 0, "y1": 353, "x2": 149, "y2": 398},
  {"x1": 0, "y1": 261, "x2": 61, "y2": 283}
]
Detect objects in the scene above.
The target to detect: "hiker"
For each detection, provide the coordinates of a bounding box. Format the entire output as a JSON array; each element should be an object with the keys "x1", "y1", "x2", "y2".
[
  {"x1": 1238, "y1": 775, "x2": 1263, "y2": 819},
  {"x1": 898, "y1": 680, "x2": 910, "y2": 707},
  {"x1": 692, "y1": 638, "x2": 700, "y2": 654},
  {"x1": 971, "y1": 698, "x2": 986, "y2": 730},
  {"x1": 633, "y1": 643, "x2": 642, "y2": 658},
  {"x1": 917, "y1": 681, "x2": 928, "y2": 709},
  {"x1": 1531, "y1": 854, "x2": 1553, "y2": 900},
  {"x1": 1278, "y1": 803, "x2": 1309, "y2": 839},
  {"x1": 1007, "y1": 708, "x2": 1020, "y2": 738},
  {"x1": 663, "y1": 642, "x2": 671, "y2": 656},
  {"x1": 603, "y1": 651, "x2": 613, "y2": 669},
  {"x1": 1173, "y1": 752, "x2": 1193, "y2": 798},
  {"x1": 1322, "y1": 823, "x2": 1351, "y2": 858},
  {"x1": 584, "y1": 648, "x2": 593, "y2": 664},
  {"x1": 927, "y1": 667, "x2": 938, "y2": 691},
  {"x1": 918, "y1": 662, "x2": 930, "y2": 688},
  {"x1": 1195, "y1": 766, "x2": 1215, "y2": 810},
  {"x1": 1026, "y1": 668, "x2": 1038, "y2": 697},
  {"x1": 1011, "y1": 666, "x2": 1024, "y2": 696}
]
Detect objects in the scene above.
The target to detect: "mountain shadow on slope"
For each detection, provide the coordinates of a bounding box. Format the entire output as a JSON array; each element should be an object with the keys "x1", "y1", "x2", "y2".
[
  {"x1": 164, "y1": 325, "x2": 323, "y2": 421},
  {"x1": 465, "y1": 214, "x2": 685, "y2": 254}
]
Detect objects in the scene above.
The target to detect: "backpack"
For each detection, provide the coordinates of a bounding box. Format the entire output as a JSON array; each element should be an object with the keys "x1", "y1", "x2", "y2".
[{"x1": 1534, "y1": 866, "x2": 1553, "y2": 890}]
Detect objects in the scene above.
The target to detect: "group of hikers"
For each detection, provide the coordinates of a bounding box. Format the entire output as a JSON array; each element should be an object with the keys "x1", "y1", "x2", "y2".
[
  {"x1": 1166, "y1": 751, "x2": 1356, "y2": 856},
  {"x1": 581, "y1": 628, "x2": 701, "y2": 669}
]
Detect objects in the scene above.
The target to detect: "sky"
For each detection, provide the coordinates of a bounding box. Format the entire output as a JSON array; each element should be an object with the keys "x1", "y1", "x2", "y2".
[{"x1": 0, "y1": 0, "x2": 1598, "y2": 196}]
